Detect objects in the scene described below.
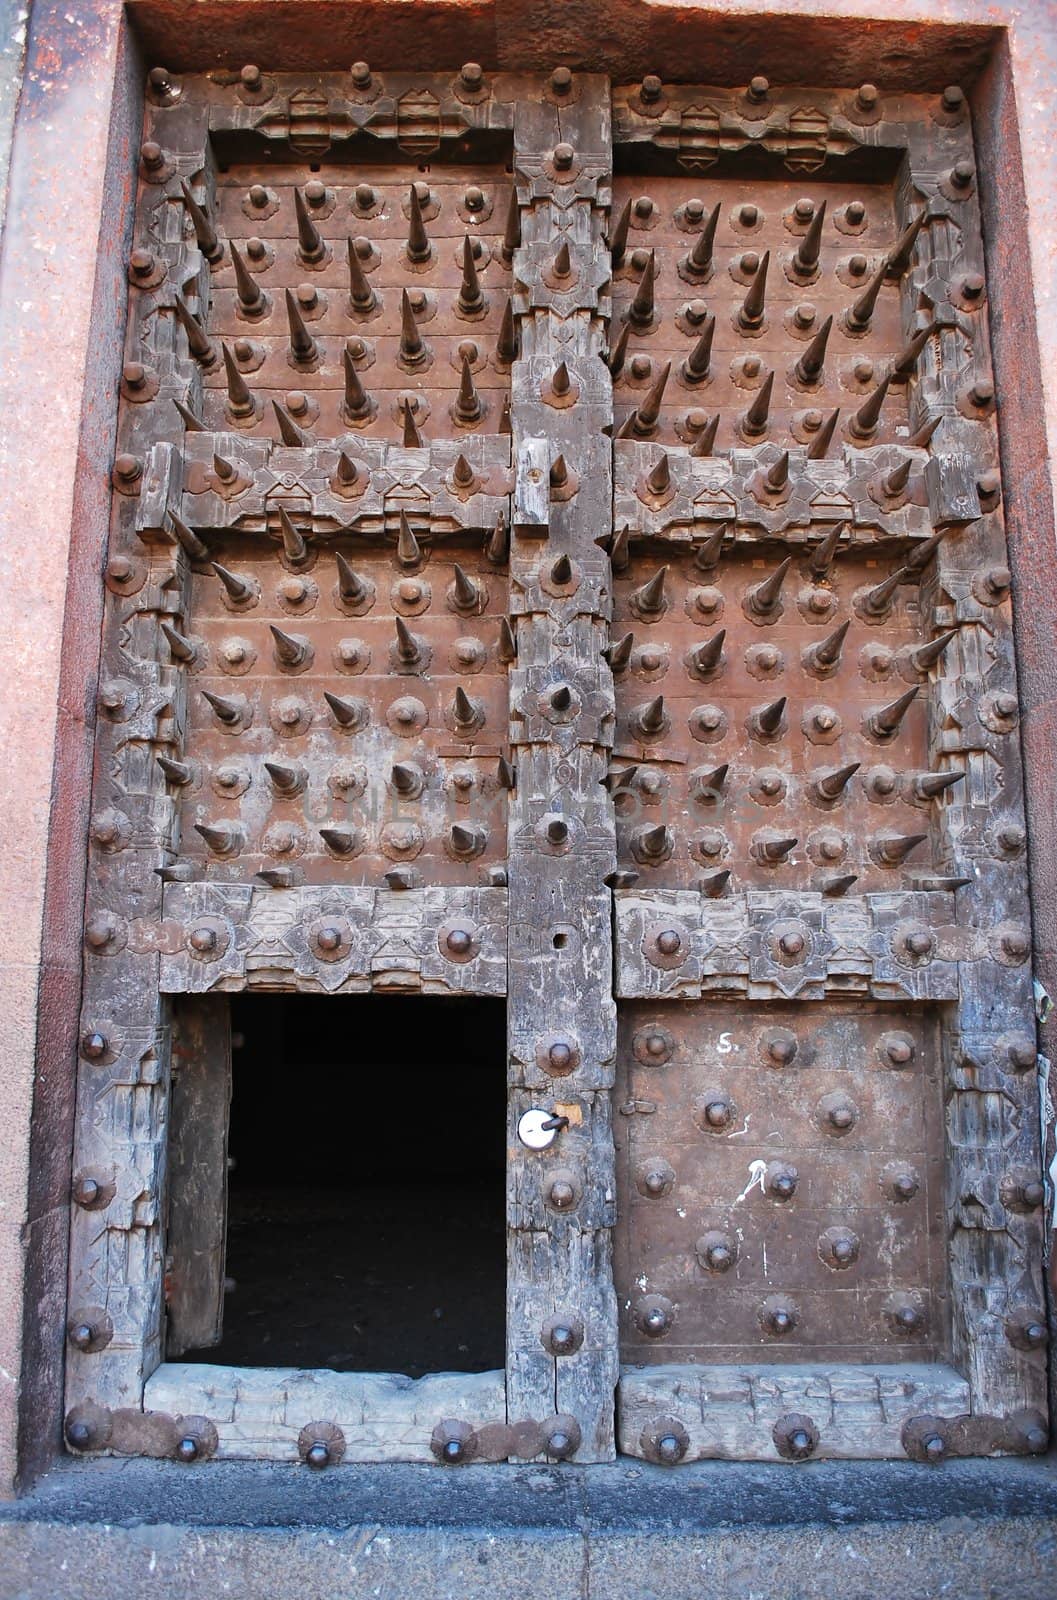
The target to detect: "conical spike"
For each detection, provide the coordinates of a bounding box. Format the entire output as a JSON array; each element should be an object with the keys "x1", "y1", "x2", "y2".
[
  {"x1": 631, "y1": 566, "x2": 668, "y2": 616},
  {"x1": 869, "y1": 685, "x2": 919, "y2": 736},
  {"x1": 765, "y1": 450, "x2": 790, "y2": 491},
  {"x1": 202, "y1": 690, "x2": 242, "y2": 725},
  {"x1": 814, "y1": 761, "x2": 861, "y2": 800},
  {"x1": 794, "y1": 313, "x2": 833, "y2": 383},
  {"x1": 294, "y1": 185, "x2": 325, "y2": 262},
  {"x1": 452, "y1": 562, "x2": 480, "y2": 610},
  {"x1": 272, "y1": 399, "x2": 309, "y2": 446},
  {"x1": 450, "y1": 823, "x2": 478, "y2": 855},
  {"x1": 391, "y1": 761, "x2": 420, "y2": 794},
  {"x1": 401, "y1": 398, "x2": 424, "y2": 447},
  {"x1": 808, "y1": 521, "x2": 844, "y2": 576},
  {"x1": 909, "y1": 628, "x2": 959, "y2": 672},
  {"x1": 738, "y1": 249, "x2": 770, "y2": 326},
  {"x1": 682, "y1": 315, "x2": 716, "y2": 383},
  {"x1": 874, "y1": 831, "x2": 928, "y2": 865},
  {"x1": 264, "y1": 760, "x2": 302, "y2": 795},
  {"x1": 892, "y1": 322, "x2": 936, "y2": 379},
  {"x1": 157, "y1": 754, "x2": 193, "y2": 787},
  {"x1": 551, "y1": 552, "x2": 573, "y2": 585},
  {"x1": 453, "y1": 452, "x2": 476, "y2": 488},
  {"x1": 285, "y1": 288, "x2": 318, "y2": 363},
  {"x1": 694, "y1": 524, "x2": 727, "y2": 571},
  {"x1": 497, "y1": 617, "x2": 517, "y2": 662},
  {"x1": 606, "y1": 320, "x2": 630, "y2": 378},
  {"x1": 406, "y1": 185, "x2": 431, "y2": 262},
  {"x1": 748, "y1": 554, "x2": 792, "y2": 615},
  {"x1": 850, "y1": 372, "x2": 892, "y2": 437},
  {"x1": 641, "y1": 824, "x2": 671, "y2": 858},
  {"x1": 847, "y1": 260, "x2": 887, "y2": 329},
  {"x1": 552, "y1": 239, "x2": 572, "y2": 280},
  {"x1": 455, "y1": 354, "x2": 482, "y2": 422},
  {"x1": 319, "y1": 827, "x2": 358, "y2": 855},
  {"x1": 806, "y1": 407, "x2": 840, "y2": 459},
  {"x1": 615, "y1": 412, "x2": 638, "y2": 440},
  {"x1": 694, "y1": 764, "x2": 729, "y2": 800},
  {"x1": 278, "y1": 506, "x2": 308, "y2": 565},
  {"x1": 211, "y1": 562, "x2": 253, "y2": 602},
  {"x1": 757, "y1": 835, "x2": 797, "y2": 863},
  {"x1": 551, "y1": 359, "x2": 572, "y2": 397},
  {"x1": 685, "y1": 201, "x2": 721, "y2": 276},
  {"x1": 497, "y1": 756, "x2": 516, "y2": 790},
  {"x1": 230, "y1": 241, "x2": 263, "y2": 312},
  {"x1": 701, "y1": 868, "x2": 732, "y2": 897},
  {"x1": 496, "y1": 296, "x2": 518, "y2": 364},
  {"x1": 394, "y1": 617, "x2": 422, "y2": 664},
  {"x1": 270, "y1": 623, "x2": 308, "y2": 667},
  {"x1": 346, "y1": 237, "x2": 376, "y2": 311},
  {"x1": 646, "y1": 451, "x2": 671, "y2": 495},
  {"x1": 323, "y1": 690, "x2": 363, "y2": 728},
  {"x1": 755, "y1": 696, "x2": 787, "y2": 735},
  {"x1": 551, "y1": 685, "x2": 574, "y2": 713},
  {"x1": 689, "y1": 413, "x2": 720, "y2": 457},
  {"x1": 690, "y1": 629, "x2": 726, "y2": 676},
  {"x1": 174, "y1": 397, "x2": 206, "y2": 432},
  {"x1": 335, "y1": 449, "x2": 360, "y2": 487},
  {"x1": 458, "y1": 234, "x2": 485, "y2": 313},
  {"x1": 452, "y1": 686, "x2": 477, "y2": 727},
  {"x1": 397, "y1": 511, "x2": 422, "y2": 569},
  {"x1": 610, "y1": 524, "x2": 631, "y2": 572},
  {"x1": 221, "y1": 343, "x2": 254, "y2": 416},
  {"x1": 486, "y1": 512, "x2": 509, "y2": 566},
  {"x1": 549, "y1": 453, "x2": 569, "y2": 488},
  {"x1": 604, "y1": 632, "x2": 634, "y2": 673},
  {"x1": 820, "y1": 873, "x2": 858, "y2": 896},
  {"x1": 905, "y1": 530, "x2": 946, "y2": 573},
  {"x1": 886, "y1": 211, "x2": 927, "y2": 276},
  {"x1": 742, "y1": 370, "x2": 774, "y2": 436},
  {"x1": 884, "y1": 457, "x2": 913, "y2": 495},
  {"x1": 161, "y1": 621, "x2": 196, "y2": 663},
  {"x1": 195, "y1": 822, "x2": 237, "y2": 855},
  {"x1": 809, "y1": 618, "x2": 851, "y2": 669},
  {"x1": 637, "y1": 695, "x2": 668, "y2": 736},
  {"x1": 399, "y1": 287, "x2": 425, "y2": 363},
  {"x1": 335, "y1": 553, "x2": 368, "y2": 605},
  {"x1": 174, "y1": 294, "x2": 214, "y2": 363},
  {"x1": 908, "y1": 414, "x2": 942, "y2": 449},
  {"x1": 179, "y1": 179, "x2": 221, "y2": 261},
  {"x1": 793, "y1": 199, "x2": 827, "y2": 274},
  {"x1": 212, "y1": 450, "x2": 238, "y2": 485},
  {"x1": 916, "y1": 770, "x2": 964, "y2": 799},
  {"x1": 500, "y1": 185, "x2": 521, "y2": 263},
  {"x1": 609, "y1": 197, "x2": 632, "y2": 266},
  {"x1": 628, "y1": 249, "x2": 656, "y2": 327},
  {"x1": 169, "y1": 512, "x2": 208, "y2": 560},
  {"x1": 862, "y1": 563, "x2": 912, "y2": 616},
  {"x1": 603, "y1": 764, "x2": 639, "y2": 793}
]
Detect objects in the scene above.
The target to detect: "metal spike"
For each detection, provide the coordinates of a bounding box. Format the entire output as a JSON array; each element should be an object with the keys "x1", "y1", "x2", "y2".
[
  {"x1": 884, "y1": 457, "x2": 912, "y2": 495},
  {"x1": 452, "y1": 562, "x2": 481, "y2": 611},
  {"x1": 497, "y1": 617, "x2": 517, "y2": 662},
  {"x1": 793, "y1": 199, "x2": 827, "y2": 274},
  {"x1": 908, "y1": 414, "x2": 942, "y2": 449},
  {"x1": 806, "y1": 407, "x2": 840, "y2": 459},
  {"x1": 754, "y1": 696, "x2": 787, "y2": 735},
  {"x1": 820, "y1": 873, "x2": 858, "y2": 896},
  {"x1": 496, "y1": 296, "x2": 518, "y2": 364},
  {"x1": 808, "y1": 521, "x2": 844, "y2": 576},
  {"x1": 277, "y1": 506, "x2": 309, "y2": 565},
  {"x1": 552, "y1": 239, "x2": 572, "y2": 280},
  {"x1": 272, "y1": 399, "x2": 310, "y2": 446},
  {"x1": 453, "y1": 452, "x2": 476, "y2": 488},
  {"x1": 640, "y1": 824, "x2": 672, "y2": 858},
  {"x1": 615, "y1": 412, "x2": 638, "y2": 440},
  {"x1": 794, "y1": 313, "x2": 833, "y2": 383},
  {"x1": 230, "y1": 241, "x2": 263, "y2": 313},
  {"x1": 264, "y1": 760, "x2": 303, "y2": 795},
  {"x1": 869, "y1": 685, "x2": 919, "y2": 736},
  {"x1": 174, "y1": 397, "x2": 206, "y2": 432},
  {"x1": 391, "y1": 761, "x2": 421, "y2": 795},
  {"x1": 605, "y1": 631, "x2": 634, "y2": 673},
  {"x1": 270, "y1": 623, "x2": 309, "y2": 667},
  {"x1": 694, "y1": 524, "x2": 727, "y2": 571},
  {"x1": 850, "y1": 372, "x2": 892, "y2": 438},
  {"x1": 458, "y1": 234, "x2": 485, "y2": 314},
  {"x1": 874, "y1": 831, "x2": 928, "y2": 865},
  {"x1": 320, "y1": 827, "x2": 358, "y2": 856},
  {"x1": 846, "y1": 260, "x2": 887, "y2": 329},
  {"x1": 886, "y1": 211, "x2": 927, "y2": 276},
  {"x1": 335, "y1": 450, "x2": 361, "y2": 490},
  {"x1": 174, "y1": 295, "x2": 215, "y2": 364},
  {"x1": 335, "y1": 553, "x2": 368, "y2": 605},
  {"x1": 627, "y1": 249, "x2": 656, "y2": 327},
  {"x1": 220, "y1": 342, "x2": 254, "y2": 418},
  {"x1": 452, "y1": 686, "x2": 477, "y2": 728},
  {"x1": 631, "y1": 566, "x2": 668, "y2": 617},
  {"x1": 346, "y1": 237, "x2": 376, "y2": 311},
  {"x1": 551, "y1": 685, "x2": 574, "y2": 713},
  {"x1": 905, "y1": 530, "x2": 946, "y2": 573},
  {"x1": 497, "y1": 755, "x2": 516, "y2": 790},
  {"x1": 646, "y1": 451, "x2": 671, "y2": 496},
  {"x1": 550, "y1": 359, "x2": 572, "y2": 399},
  {"x1": 693, "y1": 763, "x2": 729, "y2": 800},
  {"x1": 814, "y1": 761, "x2": 860, "y2": 800},
  {"x1": 700, "y1": 868, "x2": 732, "y2": 896},
  {"x1": 294, "y1": 185, "x2": 325, "y2": 263},
  {"x1": 401, "y1": 398, "x2": 424, "y2": 447},
  {"x1": 323, "y1": 691, "x2": 363, "y2": 728},
  {"x1": 551, "y1": 552, "x2": 573, "y2": 585},
  {"x1": 179, "y1": 179, "x2": 221, "y2": 262},
  {"x1": 757, "y1": 835, "x2": 797, "y2": 863},
  {"x1": 606, "y1": 321, "x2": 630, "y2": 378},
  {"x1": 406, "y1": 185, "x2": 431, "y2": 263},
  {"x1": 169, "y1": 512, "x2": 208, "y2": 560},
  {"x1": 450, "y1": 823, "x2": 478, "y2": 856},
  {"x1": 397, "y1": 511, "x2": 423, "y2": 569},
  {"x1": 741, "y1": 370, "x2": 774, "y2": 436},
  {"x1": 285, "y1": 288, "x2": 319, "y2": 363},
  {"x1": 211, "y1": 562, "x2": 253, "y2": 603},
  {"x1": 738, "y1": 250, "x2": 770, "y2": 327},
  {"x1": 765, "y1": 450, "x2": 790, "y2": 491},
  {"x1": 892, "y1": 322, "x2": 936, "y2": 379},
  {"x1": 455, "y1": 354, "x2": 483, "y2": 423},
  {"x1": 157, "y1": 754, "x2": 193, "y2": 787},
  {"x1": 202, "y1": 689, "x2": 242, "y2": 725},
  {"x1": 915, "y1": 770, "x2": 964, "y2": 800},
  {"x1": 747, "y1": 554, "x2": 792, "y2": 615},
  {"x1": 689, "y1": 629, "x2": 726, "y2": 676},
  {"x1": 610, "y1": 524, "x2": 631, "y2": 572},
  {"x1": 395, "y1": 617, "x2": 423, "y2": 666},
  {"x1": 549, "y1": 454, "x2": 569, "y2": 489},
  {"x1": 603, "y1": 764, "x2": 639, "y2": 793},
  {"x1": 399, "y1": 288, "x2": 425, "y2": 364},
  {"x1": 500, "y1": 185, "x2": 521, "y2": 264},
  {"x1": 486, "y1": 512, "x2": 509, "y2": 566},
  {"x1": 636, "y1": 695, "x2": 668, "y2": 737},
  {"x1": 808, "y1": 618, "x2": 851, "y2": 670},
  {"x1": 908, "y1": 628, "x2": 959, "y2": 672},
  {"x1": 609, "y1": 197, "x2": 632, "y2": 266},
  {"x1": 683, "y1": 201, "x2": 721, "y2": 277},
  {"x1": 195, "y1": 822, "x2": 238, "y2": 855},
  {"x1": 212, "y1": 450, "x2": 239, "y2": 486},
  {"x1": 689, "y1": 413, "x2": 720, "y2": 457},
  {"x1": 682, "y1": 315, "x2": 716, "y2": 384},
  {"x1": 862, "y1": 563, "x2": 912, "y2": 617},
  {"x1": 161, "y1": 621, "x2": 196, "y2": 663}
]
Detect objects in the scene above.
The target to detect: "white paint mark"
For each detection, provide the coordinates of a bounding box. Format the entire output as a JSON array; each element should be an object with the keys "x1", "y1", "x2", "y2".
[
  {"x1": 676, "y1": 1206, "x2": 686, "y2": 1218},
  {"x1": 635, "y1": 1273, "x2": 648, "y2": 1291},
  {"x1": 731, "y1": 1159, "x2": 768, "y2": 1206},
  {"x1": 728, "y1": 1112, "x2": 751, "y2": 1140},
  {"x1": 717, "y1": 1031, "x2": 734, "y2": 1054}
]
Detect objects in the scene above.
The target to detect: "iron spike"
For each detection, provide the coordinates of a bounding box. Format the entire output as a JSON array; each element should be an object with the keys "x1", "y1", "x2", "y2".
[
  {"x1": 738, "y1": 249, "x2": 770, "y2": 327},
  {"x1": 323, "y1": 690, "x2": 364, "y2": 727},
  {"x1": 195, "y1": 822, "x2": 238, "y2": 854},
  {"x1": 455, "y1": 354, "x2": 483, "y2": 422},
  {"x1": 497, "y1": 755, "x2": 516, "y2": 790},
  {"x1": 793, "y1": 199, "x2": 827, "y2": 274},
  {"x1": 401, "y1": 398, "x2": 424, "y2": 447},
  {"x1": 755, "y1": 696, "x2": 787, "y2": 735},
  {"x1": 681, "y1": 314, "x2": 716, "y2": 383},
  {"x1": 741, "y1": 370, "x2": 774, "y2": 436},
  {"x1": 161, "y1": 621, "x2": 196, "y2": 663},
  {"x1": 406, "y1": 185, "x2": 431, "y2": 263},
  {"x1": 346, "y1": 237, "x2": 376, "y2": 311},
  {"x1": 905, "y1": 529, "x2": 946, "y2": 573},
  {"x1": 278, "y1": 506, "x2": 308, "y2": 565},
  {"x1": 202, "y1": 690, "x2": 242, "y2": 725},
  {"x1": 694, "y1": 524, "x2": 727, "y2": 571},
  {"x1": 700, "y1": 868, "x2": 732, "y2": 897},
  {"x1": 636, "y1": 695, "x2": 668, "y2": 737},
  {"x1": 552, "y1": 239, "x2": 572, "y2": 280},
  {"x1": 640, "y1": 823, "x2": 672, "y2": 858},
  {"x1": 884, "y1": 456, "x2": 913, "y2": 495},
  {"x1": 808, "y1": 618, "x2": 851, "y2": 669},
  {"x1": 453, "y1": 452, "x2": 477, "y2": 488},
  {"x1": 399, "y1": 287, "x2": 425, "y2": 363},
  {"x1": 497, "y1": 617, "x2": 517, "y2": 662},
  {"x1": 602, "y1": 764, "x2": 639, "y2": 792},
  {"x1": 452, "y1": 562, "x2": 480, "y2": 610},
  {"x1": 496, "y1": 296, "x2": 518, "y2": 364},
  {"x1": 814, "y1": 760, "x2": 860, "y2": 800},
  {"x1": 320, "y1": 827, "x2": 358, "y2": 855},
  {"x1": 846, "y1": 260, "x2": 887, "y2": 329},
  {"x1": 174, "y1": 397, "x2": 206, "y2": 432},
  {"x1": 450, "y1": 823, "x2": 478, "y2": 855},
  {"x1": 908, "y1": 628, "x2": 959, "y2": 672},
  {"x1": 747, "y1": 554, "x2": 792, "y2": 615},
  {"x1": 684, "y1": 201, "x2": 721, "y2": 276},
  {"x1": 335, "y1": 553, "x2": 368, "y2": 605},
  {"x1": 862, "y1": 563, "x2": 912, "y2": 617},
  {"x1": 606, "y1": 320, "x2": 630, "y2": 378},
  {"x1": 604, "y1": 632, "x2": 634, "y2": 673},
  {"x1": 869, "y1": 685, "x2": 919, "y2": 736},
  {"x1": 615, "y1": 413, "x2": 638, "y2": 440},
  {"x1": 500, "y1": 185, "x2": 521, "y2": 263},
  {"x1": 179, "y1": 179, "x2": 221, "y2": 262},
  {"x1": 551, "y1": 552, "x2": 573, "y2": 584},
  {"x1": 806, "y1": 407, "x2": 840, "y2": 459},
  {"x1": 458, "y1": 234, "x2": 485, "y2": 314},
  {"x1": 631, "y1": 566, "x2": 668, "y2": 616},
  {"x1": 765, "y1": 450, "x2": 790, "y2": 491},
  {"x1": 808, "y1": 521, "x2": 845, "y2": 576},
  {"x1": 335, "y1": 450, "x2": 360, "y2": 488},
  {"x1": 221, "y1": 343, "x2": 255, "y2": 417},
  {"x1": 157, "y1": 754, "x2": 193, "y2": 786},
  {"x1": 627, "y1": 249, "x2": 656, "y2": 327},
  {"x1": 610, "y1": 524, "x2": 631, "y2": 571},
  {"x1": 689, "y1": 629, "x2": 726, "y2": 676},
  {"x1": 551, "y1": 359, "x2": 572, "y2": 398},
  {"x1": 452, "y1": 686, "x2": 477, "y2": 727},
  {"x1": 394, "y1": 616, "x2": 423, "y2": 665},
  {"x1": 757, "y1": 835, "x2": 797, "y2": 863},
  {"x1": 174, "y1": 294, "x2": 215, "y2": 364},
  {"x1": 908, "y1": 414, "x2": 942, "y2": 449},
  {"x1": 689, "y1": 413, "x2": 720, "y2": 456},
  {"x1": 272, "y1": 399, "x2": 310, "y2": 446},
  {"x1": 270, "y1": 623, "x2": 309, "y2": 667},
  {"x1": 264, "y1": 760, "x2": 302, "y2": 795},
  {"x1": 294, "y1": 185, "x2": 326, "y2": 263},
  {"x1": 391, "y1": 761, "x2": 420, "y2": 794},
  {"x1": 169, "y1": 512, "x2": 208, "y2": 561},
  {"x1": 212, "y1": 450, "x2": 238, "y2": 485},
  {"x1": 549, "y1": 453, "x2": 569, "y2": 489},
  {"x1": 874, "y1": 831, "x2": 928, "y2": 865},
  {"x1": 645, "y1": 451, "x2": 671, "y2": 496},
  {"x1": 486, "y1": 511, "x2": 509, "y2": 566},
  {"x1": 230, "y1": 241, "x2": 264, "y2": 313},
  {"x1": 285, "y1": 288, "x2": 319, "y2": 363},
  {"x1": 850, "y1": 372, "x2": 893, "y2": 438},
  {"x1": 820, "y1": 873, "x2": 858, "y2": 896},
  {"x1": 397, "y1": 511, "x2": 423, "y2": 569},
  {"x1": 551, "y1": 685, "x2": 574, "y2": 713},
  {"x1": 915, "y1": 770, "x2": 964, "y2": 800},
  {"x1": 794, "y1": 313, "x2": 833, "y2": 383},
  {"x1": 609, "y1": 197, "x2": 632, "y2": 266},
  {"x1": 886, "y1": 211, "x2": 927, "y2": 277},
  {"x1": 892, "y1": 322, "x2": 936, "y2": 378},
  {"x1": 694, "y1": 763, "x2": 729, "y2": 800},
  {"x1": 211, "y1": 562, "x2": 253, "y2": 602}
]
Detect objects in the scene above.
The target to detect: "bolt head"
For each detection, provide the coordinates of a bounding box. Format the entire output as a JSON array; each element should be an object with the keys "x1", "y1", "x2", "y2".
[
  {"x1": 780, "y1": 932, "x2": 805, "y2": 957},
  {"x1": 896, "y1": 1306, "x2": 921, "y2": 1330},
  {"x1": 74, "y1": 1177, "x2": 100, "y2": 1207},
  {"x1": 550, "y1": 1181, "x2": 575, "y2": 1209},
  {"x1": 770, "y1": 1310, "x2": 792, "y2": 1332},
  {"x1": 549, "y1": 1040, "x2": 573, "y2": 1070},
  {"x1": 848, "y1": 253, "x2": 868, "y2": 276},
  {"x1": 550, "y1": 1324, "x2": 575, "y2": 1353},
  {"x1": 970, "y1": 379, "x2": 994, "y2": 406},
  {"x1": 846, "y1": 201, "x2": 866, "y2": 224},
  {"x1": 802, "y1": 411, "x2": 823, "y2": 433},
  {"x1": 685, "y1": 297, "x2": 708, "y2": 324},
  {"x1": 634, "y1": 195, "x2": 654, "y2": 220},
  {"x1": 705, "y1": 1099, "x2": 731, "y2": 1127},
  {"x1": 952, "y1": 159, "x2": 975, "y2": 188},
  {"x1": 644, "y1": 1032, "x2": 668, "y2": 1059},
  {"x1": 442, "y1": 1437, "x2": 465, "y2": 1462},
  {"x1": 794, "y1": 302, "x2": 817, "y2": 328},
  {"x1": 923, "y1": 1432, "x2": 946, "y2": 1459},
  {"x1": 547, "y1": 1430, "x2": 572, "y2": 1456},
  {"x1": 67, "y1": 1420, "x2": 92, "y2": 1448},
  {"x1": 189, "y1": 927, "x2": 217, "y2": 954},
  {"x1": 552, "y1": 142, "x2": 575, "y2": 170},
  {"x1": 306, "y1": 1442, "x2": 331, "y2": 1468},
  {"x1": 240, "y1": 63, "x2": 262, "y2": 87},
  {"x1": 832, "y1": 1237, "x2": 855, "y2": 1262},
  {"x1": 773, "y1": 1174, "x2": 795, "y2": 1198},
  {"x1": 739, "y1": 203, "x2": 759, "y2": 227},
  {"x1": 657, "y1": 1433, "x2": 683, "y2": 1461},
  {"x1": 176, "y1": 1436, "x2": 200, "y2": 1462},
  {"x1": 748, "y1": 75, "x2": 769, "y2": 100},
  {"x1": 141, "y1": 140, "x2": 163, "y2": 168},
  {"x1": 286, "y1": 389, "x2": 309, "y2": 415},
  {"x1": 656, "y1": 930, "x2": 682, "y2": 956},
  {"x1": 829, "y1": 1105, "x2": 853, "y2": 1129},
  {"x1": 1022, "y1": 1181, "x2": 1045, "y2": 1208},
  {"x1": 789, "y1": 1428, "x2": 812, "y2": 1454},
  {"x1": 994, "y1": 692, "x2": 1018, "y2": 718},
  {"x1": 1002, "y1": 930, "x2": 1030, "y2": 959},
  {"x1": 741, "y1": 251, "x2": 760, "y2": 274},
  {"x1": 70, "y1": 1323, "x2": 94, "y2": 1349},
  {"x1": 907, "y1": 931, "x2": 934, "y2": 958},
  {"x1": 794, "y1": 197, "x2": 814, "y2": 221},
  {"x1": 550, "y1": 66, "x2": 573, "y2": 93},
  {"x1": 460, "y1": 61, "x2": 483, "y2": 87},
  {"x1": 894, "y1": 1174, "x2": 918, "y2": 1200},
  {"x1": 708, "y1": 1244, "x2": 732, "y2": 1269},
  {"x1": 641, "y1": 73, "x2": 662, "y2": 101},
  {"x1": 644, "y1": 1307, "x2": 669, "y2": 1334},
  {"x1": 857, "y1": 82, "x2": 879, "y2": 108},
  {"x1": 81, "y1": 1030, "x2": 108, "y2": 1060},
  {"x1": 351, "y1": 60, "x2": 372, "y2": 87},
  {"x1": 122, "y1": 361, "x2": 146, "y2": 387},
  {"x1": 316, "y1": 926, "x2": 343, "y2": 953},
  {"x1": 942, "y1": 84, "x2": 965, "y2": 111}
]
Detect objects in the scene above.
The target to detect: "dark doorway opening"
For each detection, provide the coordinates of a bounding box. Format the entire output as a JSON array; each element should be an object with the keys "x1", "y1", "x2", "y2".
[{"x1": 183, "y1": 993, "x2": 507, "y2": 1377}]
